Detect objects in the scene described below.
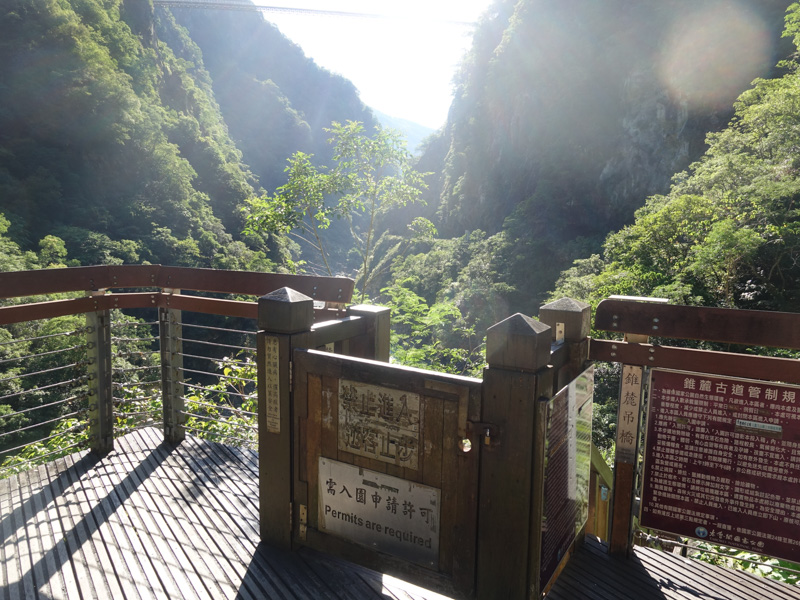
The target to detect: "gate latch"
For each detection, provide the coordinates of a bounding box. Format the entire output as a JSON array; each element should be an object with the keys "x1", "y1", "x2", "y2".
[{"x1": 469, "y1": 421, "x2": 499, "y2": 447}]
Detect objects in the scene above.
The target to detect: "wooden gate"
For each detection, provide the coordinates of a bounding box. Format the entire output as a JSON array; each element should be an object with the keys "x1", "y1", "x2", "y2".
[
  {"x1": 292, "y1": 349, "x2": 482, "y2": 595},
  {"x1": 256, "y1": 290, "x2": 594, "y2": 598}
]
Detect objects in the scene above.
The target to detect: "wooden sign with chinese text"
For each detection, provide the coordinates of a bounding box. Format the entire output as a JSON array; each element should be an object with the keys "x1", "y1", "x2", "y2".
[
  {"x1": 338, "y1": 380, "x2": 421, "y2": 470},
  {"x1": 615, "y1": 365, "x2": 643, "y2": 463},
  {"x1": 641, "y1": 369, "x2": 800, "y2": 563},
  {"x1": 292, "y1": 348, "x2": 482, "y2": 593},
  {"x1": 263, "y1": 335, "x2": 281, "y2": 433}
]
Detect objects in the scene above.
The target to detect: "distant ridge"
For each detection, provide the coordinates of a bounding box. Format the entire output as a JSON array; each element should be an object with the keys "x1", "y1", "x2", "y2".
[{"x1": 372, "y1": 110, "x2": 435, "y2": 155}]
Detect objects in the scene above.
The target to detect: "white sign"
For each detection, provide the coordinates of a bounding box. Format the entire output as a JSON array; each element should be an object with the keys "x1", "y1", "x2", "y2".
[
  {"x1": 318, "y1": 457, "x2": 440, "y2": 568},
  {"x1": 338, "y1": 380, "x2": 421, "y2": 470}
]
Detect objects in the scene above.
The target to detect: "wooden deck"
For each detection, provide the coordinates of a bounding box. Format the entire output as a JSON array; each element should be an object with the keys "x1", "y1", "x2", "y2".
[
  {"x1": 545, "y1": 534, "x2": 800, "y2": 599},
  {"x1": 0, "y1": 428, "x2": 449, "y2": 599},
  {"x1": 4, "y1": 427, "x2": 800, "y2": 600}
]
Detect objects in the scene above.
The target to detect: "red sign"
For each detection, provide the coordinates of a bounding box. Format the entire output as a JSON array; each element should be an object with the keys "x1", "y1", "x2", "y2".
[{"x1": 641, "y1": 369, "x2": 800, "y2": 562}]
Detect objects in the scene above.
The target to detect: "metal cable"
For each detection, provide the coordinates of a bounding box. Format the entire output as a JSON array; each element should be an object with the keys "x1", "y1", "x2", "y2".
[
  {"x1": 113, "y1": 393, "x2": 160, "y2": 405},
  {"x1": 114, "y1": 409, "x2": 160, "y2": 418},
  {"x1": 180, "y1": 384, "x2": 254, "y2": 399},
  {"x1": 0, "y1": 362, "x2": 83, "y2": 385},
  {"x1": 181, "y1": 397, "x2": 257, "y2": 417},
  {"x1": 0, "y1": 329, "x2": 88, "y2": 347},
  {"x1": 179, "y1": 411, "x2": 258, "y2": 430},
  {"x1": 0, "y1": 344, "x2": 87, "y2": 366},
  {"x1": 178, "y1": 366, "x2": 255, "y2": 384},
  {"x1": 0, "y1": 395, "x2": 86, "y2": 420},
  {"x1": 177, "y1": 337, "x2": 253, "y2": 352},
  {"x1": 0, "y1": 377, "x2": 86, "y2": 403},
  {"x1": 0, "y1": 441, "x2": 87, "y2": 472},
  {"x1": 0, "y1": 410, "x2": 87, "y2": 440},
  {"x1": 111, "y1": 320, "x2": 158, "y2": 329},
  {"x1": 111, "y1": 380, "x2": 161, "y2": 390},
  {"x1": 177, "y1": 352, "x2": 254, "y2": 366},
  {"x1": 181, "y1": 322, "x2": 256, "y2": 337},
  {"x1": 112, "y1": 365, "x2": 159, "y2": 374},
  {"x1": 111, "y1": 336, "x2": 158, "y2": 343},
  {"x1": 0, "y1": 423, "x2": 86, "y2": 456}
]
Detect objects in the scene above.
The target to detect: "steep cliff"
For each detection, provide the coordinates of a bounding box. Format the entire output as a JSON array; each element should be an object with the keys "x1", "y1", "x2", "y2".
[{"x1": 423, "y1": 0, "x2": 793, "y2": 239}]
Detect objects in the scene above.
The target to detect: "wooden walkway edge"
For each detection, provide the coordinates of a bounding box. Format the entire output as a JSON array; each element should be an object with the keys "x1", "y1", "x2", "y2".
[{"x1": 0, "y1": 428, "x2": 450, "y2": 600}]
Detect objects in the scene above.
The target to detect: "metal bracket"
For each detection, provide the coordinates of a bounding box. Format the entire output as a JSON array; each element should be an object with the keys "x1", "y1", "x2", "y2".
[{"x1": 299, "y1": 504, "x2": 308, "y2": 541}]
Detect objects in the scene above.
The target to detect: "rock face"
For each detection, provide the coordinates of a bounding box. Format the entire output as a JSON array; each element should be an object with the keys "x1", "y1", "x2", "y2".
[{"x1": 422, "y1": 0, "x2": 793, "y2": 240}]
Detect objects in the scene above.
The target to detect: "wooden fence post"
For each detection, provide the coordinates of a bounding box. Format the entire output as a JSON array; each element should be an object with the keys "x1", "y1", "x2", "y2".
[
  {"x1": 87, "y1": 305, "x2": 114, "y2": 454},
  {"x1": 477, "y1": 313, "x2": 553, "y2": 599},
  {"x1": 539, "y1": 297, "x2": 592, "y2": 389},
  {"x1": 345, "y1": 304, "x2": 391, "y2": 361},
  {"x1": 160, "y1": 291, "x2": 184, "y2": 443},
  {"x1": 257, "y1": 287, "x2": 314, "y2": 549}
]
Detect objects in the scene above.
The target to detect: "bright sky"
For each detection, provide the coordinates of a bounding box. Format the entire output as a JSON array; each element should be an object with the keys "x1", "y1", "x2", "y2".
[{"x1": 259, "y1": 1, "x2": 493, "y2": 130}]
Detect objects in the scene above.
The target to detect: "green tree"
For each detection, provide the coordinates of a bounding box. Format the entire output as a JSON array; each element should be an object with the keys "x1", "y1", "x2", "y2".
[{"x1": 245, "y1": 121, "x2": 430, "y2": 300}]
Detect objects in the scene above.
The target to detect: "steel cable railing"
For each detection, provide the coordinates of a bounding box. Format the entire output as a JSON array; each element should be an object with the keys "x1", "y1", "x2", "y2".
[
  {"x1": 110, "y1": 320, "x2": 162, "y2": 437},
  {"x1": 0, "y1": 265, "x2": 358, "y2": 479},
  {"x1": 0, "y1": 326, "x2": 90, "y2": 477},
  {"x1": 177, "y1": 322, "x2": 257, "y2": 449}
]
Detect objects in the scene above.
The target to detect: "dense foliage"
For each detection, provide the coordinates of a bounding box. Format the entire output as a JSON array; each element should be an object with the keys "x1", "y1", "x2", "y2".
[
  {"x1": 0, "y1": 0, "x2": 377, "y2": 270},
  {"x1": 552, "y1": 4, "x2": 800, "y2": 314},
  {"x1": 405, "y1": 0, "x2": 794, "y2": 321}
]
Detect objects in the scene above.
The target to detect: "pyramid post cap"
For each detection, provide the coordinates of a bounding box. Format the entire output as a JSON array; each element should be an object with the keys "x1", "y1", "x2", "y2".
[
  {"x1": 258, "y1": 287, "x2": 314, "y2": 333},
  {"x1": 486, "y1": 313, "x2": 552, "y2": 371},
  {"x1": 539, "y1": 297, "x2": 591, "y2": 342}
]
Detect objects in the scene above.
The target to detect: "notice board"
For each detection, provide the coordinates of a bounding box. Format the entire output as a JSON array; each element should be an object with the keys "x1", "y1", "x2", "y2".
[
  {"x1": 641, "y1": 368, "x2": 800, "y2": 562},
  {"x1": 540, "y1": 365, "x2": 594, "y2": 588}
]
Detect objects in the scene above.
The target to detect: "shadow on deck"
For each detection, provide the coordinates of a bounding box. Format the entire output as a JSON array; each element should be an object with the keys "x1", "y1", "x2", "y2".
[
  {"x1": 0, "y1": 428, "x2": 449, "y2": 599},
  {"x1": 4, "y1": 427, "x2": 800, "y2": 600},
  {"x1": 545, "y1": 531, "x2": 800, "y2": 600}
]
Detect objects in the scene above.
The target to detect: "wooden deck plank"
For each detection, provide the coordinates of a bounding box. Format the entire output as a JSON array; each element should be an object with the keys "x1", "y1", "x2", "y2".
[
  {"x1": 24, "y1": 464, "x2": 68, "y2": 600},
  {"x1": 124, "y1": 430, "x2": 243, "y2": 598},
  {"x1": 100, "y1": 433, "x2": 204, "y2": 599},
  {"x1": 9, "y1": 427, "x2": 798, "y2": 600},
  {"x1": 170, "y1": 436, "x2": 299, "y2": 600},
  {"x1": 88, "y1": 445, "x2": 168, "y2": 599},
  {"x1": 45, "y1": 455, "x2": 106, "y2": 600},
  {"x1": 544, "y1": 536, "x2": 800, "y2": 600}
]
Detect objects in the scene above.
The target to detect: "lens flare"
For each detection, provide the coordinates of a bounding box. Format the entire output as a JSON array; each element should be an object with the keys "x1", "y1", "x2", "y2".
[{"x1": 657, "y1": 1, "x2": 770, "y2": 111}]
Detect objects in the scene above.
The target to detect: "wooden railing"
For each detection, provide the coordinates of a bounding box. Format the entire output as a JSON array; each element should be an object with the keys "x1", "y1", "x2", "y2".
[
  {"x1": 1, "y1": 266, "x2": 622, "y2": 599},
  {"x1": 0, "y1": 265, "x2": 361, "y2": 457}
]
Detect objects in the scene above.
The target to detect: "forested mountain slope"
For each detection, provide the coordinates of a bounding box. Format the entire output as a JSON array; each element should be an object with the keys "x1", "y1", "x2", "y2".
[
  {"x1": 404, "y1": 0, "x2": 795, "y2": 321},
  {"x1": 0, "y1": 0, "x2": 374, "y2": 268},
  {"x1": 552, "y1": 4, "x2": 800, "y2": 313}
]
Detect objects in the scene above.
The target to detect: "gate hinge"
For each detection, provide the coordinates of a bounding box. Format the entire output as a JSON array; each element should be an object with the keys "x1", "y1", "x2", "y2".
[{"x1": 288, "y1": 360, "x2": 293, "y2": 393}]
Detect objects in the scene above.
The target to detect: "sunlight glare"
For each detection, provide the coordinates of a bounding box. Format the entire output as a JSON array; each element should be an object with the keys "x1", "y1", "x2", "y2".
[{"x1": 657, "y1": 1, "x2": 771, "y2": 111}]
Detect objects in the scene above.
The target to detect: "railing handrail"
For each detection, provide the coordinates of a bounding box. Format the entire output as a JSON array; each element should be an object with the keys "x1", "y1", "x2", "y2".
[
  {"x1": 595, "y1": 297, "x2": 800, "y2": 350},
  {"x1": 0, "y1": 265, "x2": 355, "y2": 304}
]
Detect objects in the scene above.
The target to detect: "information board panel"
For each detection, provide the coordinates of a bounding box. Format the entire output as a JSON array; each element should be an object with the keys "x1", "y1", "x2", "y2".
[
  {"x1": 641, "y1": 369, "x2": 800, "y2": 563},
  {"x1": 540, "y1": 365, "x2": 594, "y2": 588},
  {"x1": 318, "y1": 457, "x2": 440, "y2": 568}
]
